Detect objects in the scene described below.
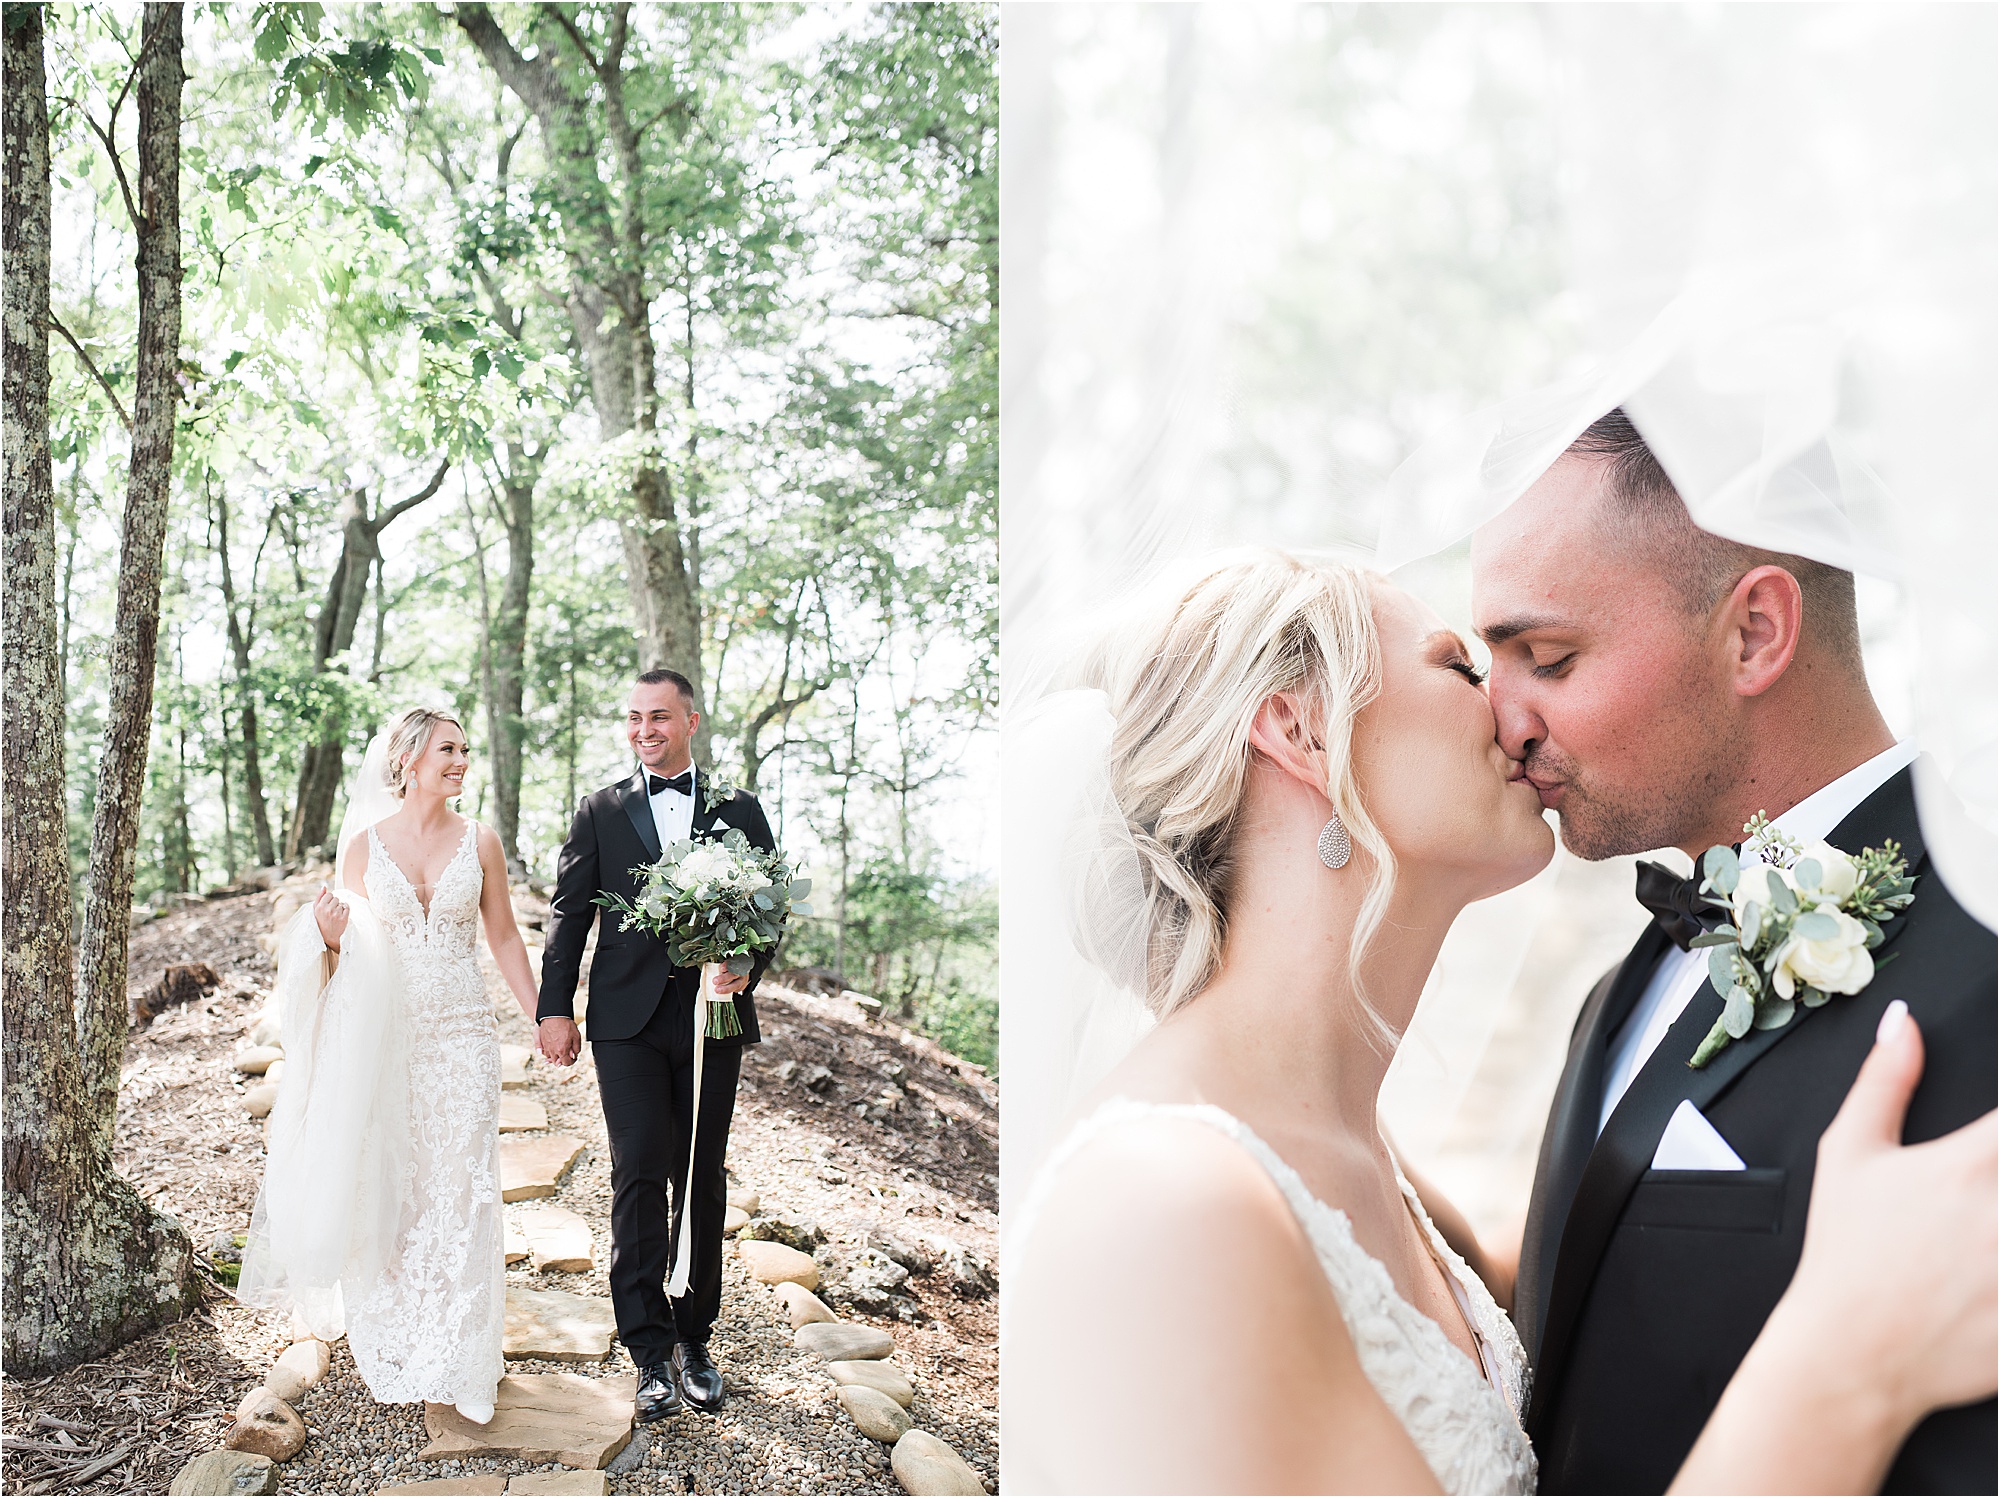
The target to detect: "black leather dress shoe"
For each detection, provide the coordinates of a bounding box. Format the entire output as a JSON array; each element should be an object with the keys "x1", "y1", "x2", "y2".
[
  {"x1": 671, "y1": 1341, "x2": 725, "y2": 1412},
  {"x1": 635, "y1": 1360, "x2": 685, "y2": 1422}
]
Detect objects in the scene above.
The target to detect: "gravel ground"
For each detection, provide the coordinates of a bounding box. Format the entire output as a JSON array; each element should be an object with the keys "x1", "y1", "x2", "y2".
[{"x1": 1, "y1": 880, "x2": 998, "y2": 1496}]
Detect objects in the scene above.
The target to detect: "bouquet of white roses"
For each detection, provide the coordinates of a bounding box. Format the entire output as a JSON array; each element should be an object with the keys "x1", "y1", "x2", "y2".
[
  {"x1": 595, "y1": 827, "x2": 812, "y2": 1038},
  {"x1": 1686, "y1": 813, "x2": 1915, "y2": 1068}
]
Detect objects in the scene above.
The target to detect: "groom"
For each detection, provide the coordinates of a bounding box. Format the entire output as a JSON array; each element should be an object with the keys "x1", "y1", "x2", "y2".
[
  {"x1": 1469, "y1": 411, "x2": 1996, "y2": 1493},
  {"x1": 536, "y1": 668, "x2": 775, "y2": 1422}
]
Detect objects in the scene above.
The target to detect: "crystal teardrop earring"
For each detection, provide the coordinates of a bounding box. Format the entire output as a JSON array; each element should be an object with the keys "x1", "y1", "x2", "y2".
[{"x1": 1318, "y1": 813, "x2": 1351, "y2": 870}]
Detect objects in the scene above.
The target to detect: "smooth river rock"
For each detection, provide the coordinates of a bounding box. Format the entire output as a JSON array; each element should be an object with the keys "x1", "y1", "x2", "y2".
[
  {"x1": 794, "y1": 1321, "x2": 895, "y2": 1362},
  {"x1": 225, "y1": 1389, "x2": 306, "y2": 1462},
  {"x1": 723, "y1": 1205, "x2": 750, "y2": 1234},
  {"x1": 233, "y1": 1046, "x2": 283, "y2": 1075},
  {"x1": 773, "y1": 1280, "x2": 837, "y2": 1329},
  {"x1": 736, "y1": 1239, "x2": 820, "y2": 1290},
  {"x1": 263, "y1": 1338, "x2": 330, "y2": 1403},
  {"x1": 826, "y1": 1359, "x2": 914, "y2": 1407},
  {"x1": 500, "y1": 1135, "x2": 585, "y2": 1201},
  {"x1": 503, "y1": 1284, "x2": 616, "y2": 1361},
  {"x1": 168, "y1": 1451, "x2": 278, "y2": 1495},
  {"x1": 518, "y1": 1203, "x2": 594, "y2": 1272},
  {"x1": 244, "y1": 1082, "x2": 279, "y2": 1119},
  {"x1": 838, "y1": 1384, "x2": 913, "y2": 1443},
  {"x1": 421, "y1": 1374, "x2": 635, "y2": 1469},
  {"x1": 890, "y1": 1429, "x2": 988, "y2": 1496},
  {"x1": 726, "y1": 1185, "x2": 759, "y2": 1215}
]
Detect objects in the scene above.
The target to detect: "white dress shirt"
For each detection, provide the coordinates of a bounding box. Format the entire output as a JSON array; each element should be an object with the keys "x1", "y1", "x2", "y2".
[
  {"x1": 646, "y1": 764, "x2": 697, "y2": 851},
  {"x1": 1597, "y1": 740, "x2": 1919, "y2": 1133}
]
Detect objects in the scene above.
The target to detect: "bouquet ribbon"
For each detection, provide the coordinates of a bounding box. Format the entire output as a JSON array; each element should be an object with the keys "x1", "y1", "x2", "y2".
[{"x1": 667, "y1": 961, "x2": 726, "y2": 1298}]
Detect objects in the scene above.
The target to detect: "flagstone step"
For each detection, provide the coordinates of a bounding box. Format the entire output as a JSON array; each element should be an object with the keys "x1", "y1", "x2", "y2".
[
  {"x1": 517, "y1": 1203, "x2": 594, "y2": 1273},
  {"x1": 505, "y1": 1473, "x2": 612, "y2": 1495},
  {"x1": 503, "y1": 1285, "x2": 617, "y2": 1362},
  {"x1": 506, "y1": 1224, "x2": 529, "y2": 1265},
  {"x1": 500, "y1": 1136, "x2": 584, "y2": 1202},
  {"x1": 500, "y1": 1044, "x2": 535, "y2": 1090},
  {"x1": 421, "y1": 1373, "x2": 636, "y2": 1470},
  {"x1": 499, "y1": 1095, "x2": 548, "y2": 1133}
]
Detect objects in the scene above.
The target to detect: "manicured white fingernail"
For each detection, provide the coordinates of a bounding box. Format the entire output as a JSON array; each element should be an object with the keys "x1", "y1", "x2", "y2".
[{"x1": 1876, "y1": 999, "x2": 1909, "y2": 1045}]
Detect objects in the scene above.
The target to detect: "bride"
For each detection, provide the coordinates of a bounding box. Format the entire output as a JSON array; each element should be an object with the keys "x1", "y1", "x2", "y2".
[
  {"x1": 1004, "y1": 552, "x2": 1997, "y2": 1493},
  {"x1": 239, "y1": 707, "x2": 543, "y2": 1423}
]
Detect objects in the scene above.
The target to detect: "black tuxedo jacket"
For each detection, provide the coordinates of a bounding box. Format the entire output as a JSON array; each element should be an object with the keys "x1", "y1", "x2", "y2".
[
  {"x1": 1517, "y1": 768, "x2": 1996, "y2": 1494},
  {"x1": 535, "y1": 766, "x2": 776, "y2": 1044}
]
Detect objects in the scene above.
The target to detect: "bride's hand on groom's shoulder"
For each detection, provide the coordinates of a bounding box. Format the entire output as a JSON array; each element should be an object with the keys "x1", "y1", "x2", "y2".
[{"x1": 1794, "y1": 1001, "x2": 1998, "y2": 1420}]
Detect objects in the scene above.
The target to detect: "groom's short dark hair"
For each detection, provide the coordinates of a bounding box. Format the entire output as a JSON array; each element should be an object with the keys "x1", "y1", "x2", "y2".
[
  {"x1": 635, "y1": 668, "x2": 697, "y2": 708},
  {"x1": 1569, "y1": 409, "x2": 1863, "y2": 671}
]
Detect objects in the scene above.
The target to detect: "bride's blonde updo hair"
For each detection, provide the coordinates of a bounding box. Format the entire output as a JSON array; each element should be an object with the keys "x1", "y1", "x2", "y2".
[
  {"x1": 382, "y1": 707, "x2": 462, "y2": 798},
  {"x1": 1087, "y1": 550, "x2": 1393, "y2": 1031}
]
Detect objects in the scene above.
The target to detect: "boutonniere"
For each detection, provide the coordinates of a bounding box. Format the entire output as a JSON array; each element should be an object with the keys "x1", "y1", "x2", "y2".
[
  {"x1": 699, "y1": 767, "x2": 738, "y2": 816},
  {"x1": 1686, "y1": 813, "x2": 1917, "y2": 1068}
]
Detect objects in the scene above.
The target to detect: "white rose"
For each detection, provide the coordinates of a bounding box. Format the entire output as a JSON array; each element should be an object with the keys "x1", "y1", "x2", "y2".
[
  {"x1": 1793, "y1": 839, "x2": 1859, "y2": 904},
  {"x1": 1770, "y1": 908, "x2": 1875, "y2": 999},
  {"x1": 1729, "y1": 860, "x2": 1796, "y2": 938}
]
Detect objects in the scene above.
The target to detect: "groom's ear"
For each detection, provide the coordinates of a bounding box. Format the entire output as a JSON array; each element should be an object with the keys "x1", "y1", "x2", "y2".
[
  {"x1": 1248, "y1": 692, "x2": 1329, "y2": 791},
  {"x1": 1723, "y1": 564, "x2": 1804, "y2": 699}
]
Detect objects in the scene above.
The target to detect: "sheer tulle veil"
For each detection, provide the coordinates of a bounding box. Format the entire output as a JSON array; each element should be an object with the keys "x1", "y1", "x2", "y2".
[
  {"x1": 237, "y1": 732, "x2": 414, "y2": 1338},
  {"x1": 999, "y1": 690, "x2": 1157, "y2": 1227}
]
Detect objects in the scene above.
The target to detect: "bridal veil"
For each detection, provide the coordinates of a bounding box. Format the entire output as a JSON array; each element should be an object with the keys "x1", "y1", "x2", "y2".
[{"x1": 238, "y1": 733, "x2": 414, "y2": 1339}]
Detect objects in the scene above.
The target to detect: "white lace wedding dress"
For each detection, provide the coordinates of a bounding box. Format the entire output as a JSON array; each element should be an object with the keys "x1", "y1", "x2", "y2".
[
  {"x1": 1016, "y1": 1098, "x2": 1538, "y2": 1495},
  {"x1": 344, "y1": 822, "x2": 506, "y2": 1419},
  {"x1": 240, "y1": 819, "x2": 504, "y2": 1423}
]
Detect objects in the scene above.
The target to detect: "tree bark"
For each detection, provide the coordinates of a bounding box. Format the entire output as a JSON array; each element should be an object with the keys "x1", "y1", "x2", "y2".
[
  {"x1": 485, "y1": 448, "x2": 535, "y2": 872},
  {"x1": 285, "y1": 461, "x2": 448, "y2": 857},
  {"x1": 4, "y1": 0, "x2": 198, "y2": 1380},
  {"x1": 454, "y1": 3, "x2": 706, "y2": 755},
  {"x1": 211, "y1": 481, "x2": 276, "y2": 865}
]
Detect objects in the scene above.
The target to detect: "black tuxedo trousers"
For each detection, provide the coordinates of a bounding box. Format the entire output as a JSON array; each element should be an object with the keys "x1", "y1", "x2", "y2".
[
  {"x1": 536, "y1": 769, "x2": 777, "y2": 1363},
  {"x1": 1517, "y1": 769, "x2": 1996, "y2": 1494},
  {"x1": 595, "y1": 993, "x2": 743, "y2": 1362}
]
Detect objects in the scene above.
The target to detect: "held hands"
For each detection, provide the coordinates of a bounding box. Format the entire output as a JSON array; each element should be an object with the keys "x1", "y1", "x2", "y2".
[
  {"x1": 312, "y1": 884, "x2": 349, "y2": 953},
  {"x1": 1791, "y1": 1001, "x2": 1999, "y2": 1424},
  {"x1": 538, "y1": 1016, "x2": 582, "y2": 1068}
]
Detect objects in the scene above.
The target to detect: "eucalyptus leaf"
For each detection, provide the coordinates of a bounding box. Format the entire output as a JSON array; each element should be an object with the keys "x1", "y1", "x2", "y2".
[
  {"x1": 1703, "y1": 845, "x2": 1740, "y2": 895},
  {"x1": 1753, "y1": 997, "x2": 1796, "y2": 1031},
  {"x1": 1768, "y1": 880, "x2": 1798, "y2": 916},
  {"x1": 1707, "y1": 943, "x2": 1738, "y2": 991},
  {"x1": 1792, "y1": 857, "x2": 1821, "y2": 891},
  {"x1": 1723, "y1": 986, "x2": 1756, "y2": 1038},
  {"x1": 1791, "y1": 910, "x2": 1841, "y2": 941},
  {"x1": 1689, "y1": 930, "x2": 1739, "y2": 949},
  {"x1": 1800, "y1": 986, "x2": 1830, "y2": 1009}
]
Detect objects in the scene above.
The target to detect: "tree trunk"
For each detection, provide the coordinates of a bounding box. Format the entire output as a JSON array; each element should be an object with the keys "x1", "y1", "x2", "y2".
[
  {"x1": 285, "y1": 464, "x2": 448, "y2": 857},
  {"x1": 211, "y1": 482, "x2": 275, "y2": 865},
  {"x1": 454, "y1": 2, "x2": 707, "y2": 757},
  {"x1": 4, "y1": 0, "x2": 198, "y2": 1380},
  {"x1": 486, "y1": 449, "x2": 535, "y2": 872}
]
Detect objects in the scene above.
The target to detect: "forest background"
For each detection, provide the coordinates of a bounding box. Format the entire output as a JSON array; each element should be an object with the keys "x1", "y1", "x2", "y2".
[{"x1": 44, "y1": 0, "x2": 997, "y2": 1067}]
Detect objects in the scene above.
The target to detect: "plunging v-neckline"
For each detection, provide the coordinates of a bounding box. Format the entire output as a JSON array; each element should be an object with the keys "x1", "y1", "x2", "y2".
[{"x1": 370, "y1": 820, "x2": 475, "y2": 920}]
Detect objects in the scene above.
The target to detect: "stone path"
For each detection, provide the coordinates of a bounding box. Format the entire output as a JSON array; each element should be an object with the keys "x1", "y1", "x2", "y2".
[{"x1": 29, "y1": 873, "x2": 996, "y2": 1496}]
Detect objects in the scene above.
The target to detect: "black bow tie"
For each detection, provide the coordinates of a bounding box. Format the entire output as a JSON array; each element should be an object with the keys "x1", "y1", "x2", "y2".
[
  {"x1": 1634, "y1": 859, "x2": 1728, "y2": 951},
  {"x1": 648, "y1": 770, "x2": 693, "y2": 797}
]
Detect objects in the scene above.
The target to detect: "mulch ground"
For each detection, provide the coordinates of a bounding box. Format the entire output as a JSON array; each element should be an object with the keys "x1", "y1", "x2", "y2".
[{"x1": 1, "y1": 881, "x2": 999, "y2": 1496}]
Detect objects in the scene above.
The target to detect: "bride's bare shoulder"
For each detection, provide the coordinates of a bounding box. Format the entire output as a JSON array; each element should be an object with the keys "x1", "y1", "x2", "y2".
[{"x1": 1022, "y1": 1108, "x2": 1301, "y2": 1282}]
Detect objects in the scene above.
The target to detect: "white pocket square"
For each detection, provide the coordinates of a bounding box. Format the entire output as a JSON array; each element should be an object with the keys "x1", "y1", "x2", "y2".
[{"x1": 1651, "y1": 1099, "x2": 1747, "y2": 1171}]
